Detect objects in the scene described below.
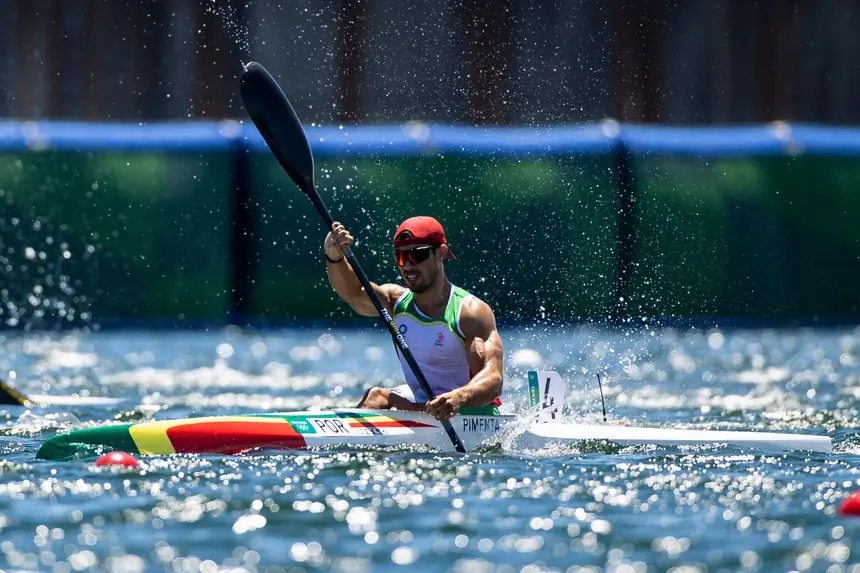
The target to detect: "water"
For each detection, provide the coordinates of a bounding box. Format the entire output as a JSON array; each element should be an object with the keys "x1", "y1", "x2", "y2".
[{"x1": 2, "y1": 325, "x2": 859, "y2": 573}]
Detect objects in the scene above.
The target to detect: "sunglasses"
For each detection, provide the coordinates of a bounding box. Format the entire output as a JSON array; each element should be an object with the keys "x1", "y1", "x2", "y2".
[{"x1": 394, "y1": 246, "x2": 437, "y2": 266}]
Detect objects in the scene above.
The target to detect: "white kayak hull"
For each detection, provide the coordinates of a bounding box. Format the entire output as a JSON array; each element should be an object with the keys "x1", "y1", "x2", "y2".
[
  {"x1": 36, "y1": 408, "x2": 832, "y2": 460},
  {"x1": 523, "y1": 420, "x2": 832, "y2": 454},
  {"x1": 312, "y1": 410, "x2": 832, "y2": 454}
]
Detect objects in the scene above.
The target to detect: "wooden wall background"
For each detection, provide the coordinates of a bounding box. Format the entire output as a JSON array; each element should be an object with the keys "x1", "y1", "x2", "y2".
[{"x1": 0, "y1": 0, "x2": 857, "y2": 125}]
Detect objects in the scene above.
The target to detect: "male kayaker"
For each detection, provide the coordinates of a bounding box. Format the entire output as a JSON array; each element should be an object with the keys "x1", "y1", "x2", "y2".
[{"x1": 324, "y1": 216, "x2": 503, "y2": 421}]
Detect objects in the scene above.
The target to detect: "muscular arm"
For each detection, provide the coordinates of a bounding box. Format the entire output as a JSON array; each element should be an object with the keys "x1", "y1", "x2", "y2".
[
  {"x1": 324, "y1": 221, "x2": 405, "y2": 316},
  {"x1": 326, "y1": 260, "x2": 404, "y2": 317},
  {"x1": 449, "y1": 298, "x2": 504, "y2": 408}
]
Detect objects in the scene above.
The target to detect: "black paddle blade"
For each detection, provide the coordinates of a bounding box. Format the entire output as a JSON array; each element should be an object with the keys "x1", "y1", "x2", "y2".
[{"x1": 240, "y1": 61, "x2": 315, "y2": 195}]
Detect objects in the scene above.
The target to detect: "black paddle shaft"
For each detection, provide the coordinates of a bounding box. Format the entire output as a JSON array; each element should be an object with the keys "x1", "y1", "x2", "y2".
[{"x1": 239, "y1": 62, "x2": 467, "y2": 453}]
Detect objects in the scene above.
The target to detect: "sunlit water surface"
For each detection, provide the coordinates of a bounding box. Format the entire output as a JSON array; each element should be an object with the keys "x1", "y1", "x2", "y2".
[{"x1": 1, "y1": 326, "x2": 859, "y2": 573}]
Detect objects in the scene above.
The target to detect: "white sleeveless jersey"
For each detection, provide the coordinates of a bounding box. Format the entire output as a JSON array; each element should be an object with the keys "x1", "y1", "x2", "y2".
[{"x1": 393, "y1": 284, "x2": 473, "y2": 401}]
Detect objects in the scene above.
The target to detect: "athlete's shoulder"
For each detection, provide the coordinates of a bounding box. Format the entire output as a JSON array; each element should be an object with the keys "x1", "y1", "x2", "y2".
[
  {"x1": 450, "y1": 284, "x2": 485, "y2": 306},
  {"x1": 455, "y1": 288, "x2": 496, "y2": 326},
  {"x1": 451, "y1": 284, "x2": 491, "y2": 309},
  {"x1": 379, "y1": 283, "x2": 408, "y2": 308}
]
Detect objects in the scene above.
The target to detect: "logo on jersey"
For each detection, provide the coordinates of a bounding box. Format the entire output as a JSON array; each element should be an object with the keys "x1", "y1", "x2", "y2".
[
  {"x1": 435, "y1": 332, "x2": 445, "y2": 346},
  {"x1": 399, "y1": 324, "x2": 408, "y2": 334}
]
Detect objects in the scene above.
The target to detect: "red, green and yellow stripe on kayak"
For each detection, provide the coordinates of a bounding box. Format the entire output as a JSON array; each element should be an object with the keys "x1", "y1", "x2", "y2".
[{"x1": 36, "y1": 412, "x2": 437, "y2": 461}]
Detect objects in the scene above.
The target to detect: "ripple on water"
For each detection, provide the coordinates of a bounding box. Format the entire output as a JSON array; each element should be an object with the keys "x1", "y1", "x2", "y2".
[{"x1": 0, "y1": 326, "x2": 858, "y2": 572}]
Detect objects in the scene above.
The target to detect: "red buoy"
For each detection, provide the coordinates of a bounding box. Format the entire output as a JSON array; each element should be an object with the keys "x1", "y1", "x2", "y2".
[
  {"x1": 838, "y1": 491, "x2": 860, "y2": 516},
  {"x1": 95, "y1": 451, "x2": 139, "y2": 468}
]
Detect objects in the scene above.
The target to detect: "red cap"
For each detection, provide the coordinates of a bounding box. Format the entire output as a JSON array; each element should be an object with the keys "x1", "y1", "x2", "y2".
[{"x1": 393, "y1": 216, "x2": 456, "y2": 259}]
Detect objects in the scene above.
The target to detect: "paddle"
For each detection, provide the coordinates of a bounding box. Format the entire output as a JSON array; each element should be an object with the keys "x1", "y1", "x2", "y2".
[
  {"x1": 239, "y1": 62, "x2": 467, "y2": 453},
  {"x1": 0, "y1": 379, "x2": 31, "y2": 406}
]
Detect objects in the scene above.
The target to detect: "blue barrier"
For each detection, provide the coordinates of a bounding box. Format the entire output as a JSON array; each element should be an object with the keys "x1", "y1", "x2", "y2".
[{"x1": 2, "y1": 120, "x2": 859, "y2": 156}]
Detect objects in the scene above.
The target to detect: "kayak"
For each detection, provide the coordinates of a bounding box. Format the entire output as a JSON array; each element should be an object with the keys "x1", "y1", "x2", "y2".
[
  {"x1": 36, "y1": 410, "x2": 509, "y2": 460},
  {"x1": 36, "y1": 408, "x2": 832, "y2": 461},
  {"x1": 34, "y1": 370, "x2": 833, "y2": 460}
]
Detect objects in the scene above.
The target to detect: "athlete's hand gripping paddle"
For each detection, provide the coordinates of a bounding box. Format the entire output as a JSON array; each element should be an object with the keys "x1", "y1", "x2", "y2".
[{"x1": 239, "y1": 61, "x2": 466, "y2": 453}]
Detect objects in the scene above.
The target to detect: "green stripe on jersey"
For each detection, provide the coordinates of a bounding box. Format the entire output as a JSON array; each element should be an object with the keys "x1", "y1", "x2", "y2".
[{"x1": 394, "y1": 284, "x2": 472, "y2": 340}]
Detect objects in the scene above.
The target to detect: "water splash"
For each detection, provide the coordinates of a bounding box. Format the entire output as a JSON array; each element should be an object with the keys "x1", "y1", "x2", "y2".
[
  {"x1": 205, "y1": 0, "x2": 252, "y2": 55},
  {"x1": 0, "y1": 215, "x2": 92, "y2": 329},
  {"x1": 10, "y1": 411, "x2": 80, "y2": 434}
]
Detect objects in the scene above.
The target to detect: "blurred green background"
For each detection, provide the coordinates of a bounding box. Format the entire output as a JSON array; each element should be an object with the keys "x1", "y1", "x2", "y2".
[
  {"x1": 1, "y1": 142, "x2": 858, "y2": 327},
  {"x1": 631, "y1": 156, "x2": 860, "y2": 321}
]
